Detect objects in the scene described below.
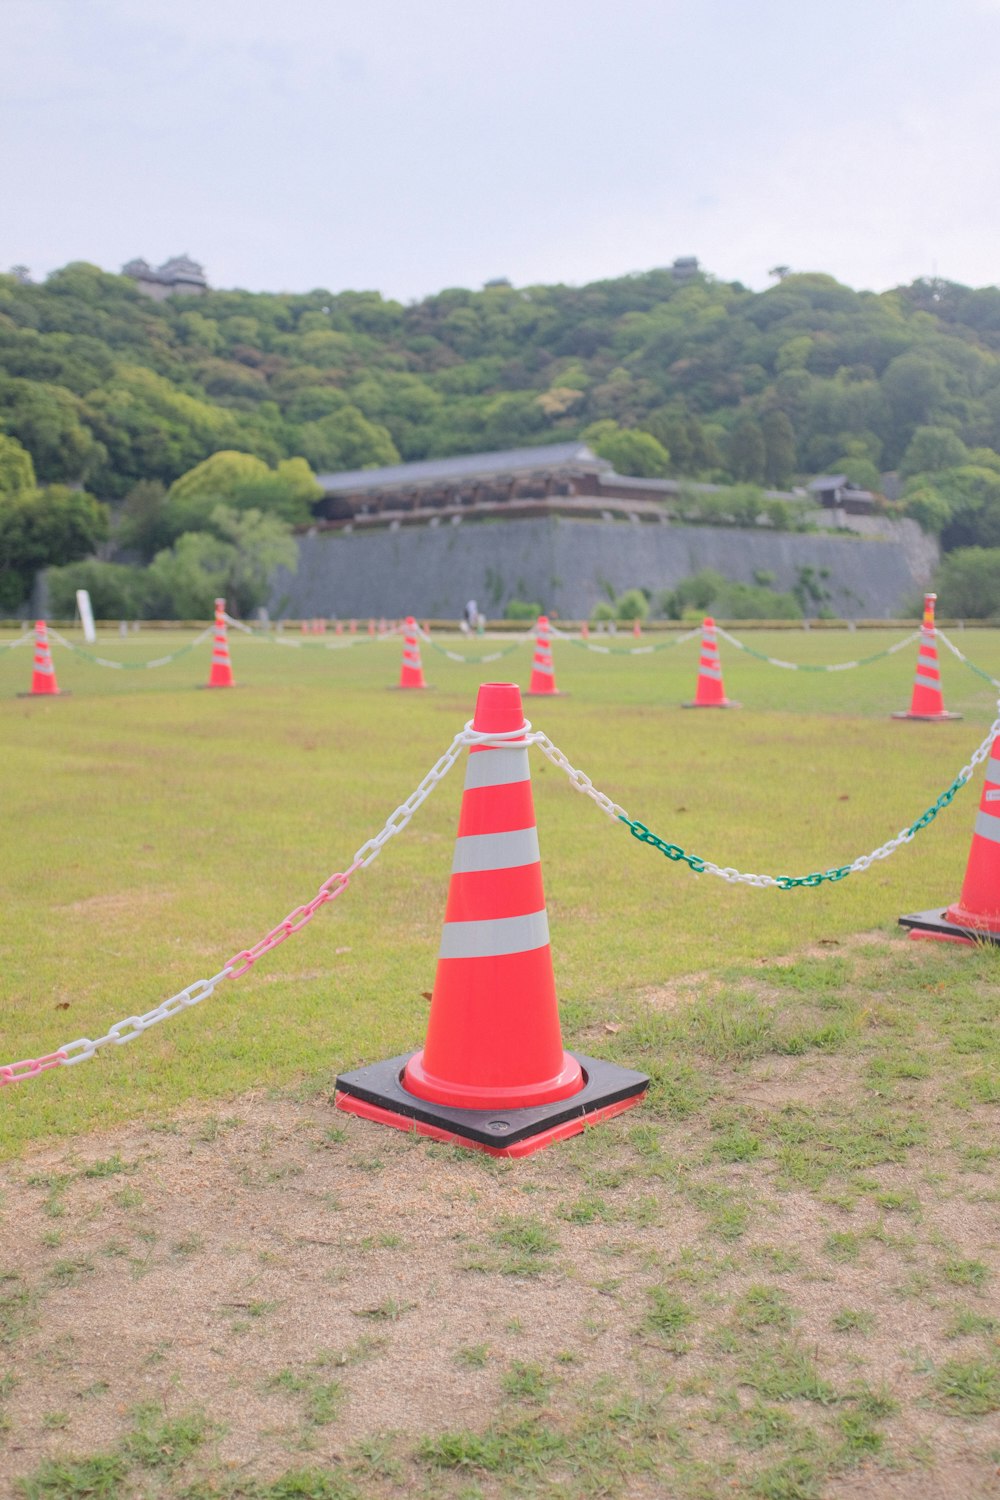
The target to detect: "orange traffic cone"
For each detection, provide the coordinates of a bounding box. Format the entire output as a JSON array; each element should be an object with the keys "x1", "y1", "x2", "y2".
[
  {"x1": 892, "y1": 594, "x2": 961, "y2": 722},
  {"x1": 205, "y1": 599, "x2": 235, "y2": 688},
  {"x1": 18, "y1": 621, "x2": 67, "y2": 697},
  {"x1": 368, "y1": 619, "x2": 375, "y2": 637},
  {"x1": 632, "y1": 618, "x2": 641, "y2": 638},
  {"x1": 900, "y1": 733, "x2": 1000, "y2": 945},
  {"x1": 349, "y1": 619, "x2": 357, "y2": 635},
  {"x1": 526, "y1": 616, "x2": 563, "y2": 696},
  {"x1": 581, "y1": 621, "x2": 590, "y2": 640},
  {"x1": 397, "y1": 617, "x2": 427, "y2": 689},
  {"x1": 335, "y1": 682, "x2": 648, "y2": 1155},
  {"x1": 683, "y1": 618, "x2": 739, "y2": 708}
]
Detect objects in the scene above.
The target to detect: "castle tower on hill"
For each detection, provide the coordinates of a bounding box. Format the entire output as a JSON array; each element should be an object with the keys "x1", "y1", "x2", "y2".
[{"x1": 123, "y1": 255, "x2": 208, "y2": 301}]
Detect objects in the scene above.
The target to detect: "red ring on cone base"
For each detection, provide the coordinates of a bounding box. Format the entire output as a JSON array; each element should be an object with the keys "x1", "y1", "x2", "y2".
[
  {"x1": 899, "y1": 907, "x2": 1000, "y2": 946},
  {"x1": 402, "y1": 1047, "x2": 583, "y2": 1110}
]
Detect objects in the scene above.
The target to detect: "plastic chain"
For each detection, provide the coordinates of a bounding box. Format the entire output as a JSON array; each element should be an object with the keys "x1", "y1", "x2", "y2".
[
  {"x1": 0, "y1": 721, "x2": 539, "y2": 1088},
  {"x1": 413, "y1": 624, "x2": 527, "y2": 666},
  {"x1": 715, "y1": 626, "x2": 920, "y2": 673},
  {"x1": 549, "y1": 624, "x2": 701, "y2": 657},
  {"x1": 48, "y1": 627, "x2": 214, "y2": 670},
  {"x1": 937, "y1": 631, "x2": 1000, "y2": 692},
  {"x1": 614, "y1": 705, "x2": 1000, "y2": 889}
]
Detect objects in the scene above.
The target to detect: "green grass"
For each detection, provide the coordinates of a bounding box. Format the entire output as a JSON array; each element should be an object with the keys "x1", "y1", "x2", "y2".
[
  {"x1": 3, "y1": 625, "x2": 1000, "y2": 1157},
  {"x1": 5, "y1": 626, "x2": 1000, "y2": 1497}
]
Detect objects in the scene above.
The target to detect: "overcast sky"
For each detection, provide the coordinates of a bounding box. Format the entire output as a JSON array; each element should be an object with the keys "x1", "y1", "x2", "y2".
[{"x1": 4, "y1": 0, "x2": 1000, "y2": 301}]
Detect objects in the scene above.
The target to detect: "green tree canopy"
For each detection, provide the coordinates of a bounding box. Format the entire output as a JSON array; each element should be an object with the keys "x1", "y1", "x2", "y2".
[
  {"x1": 146, "y1": 506, "x2": 297, "y2": 619},
  {"x1": 295, "y1": 406, "x2": 400, "y2": 472},
  {"x1": 900, "y1": 426, "x2": 970, "y2": 478},
  {"x1": 0, "y1": 484, "x2": 109, "y2": 610},
  {"x1": 0, "y1": 433, "x2": 37, "y2": 499},
  {"x1": 162, "y1": 451, "x2": 321, "y2": 540},
  {"x1": 583, "y1": 421, "x2": 670, "y2": 477},
  {"x1": 935, "y1": 547, "x2": 1000, "y2": 618}
]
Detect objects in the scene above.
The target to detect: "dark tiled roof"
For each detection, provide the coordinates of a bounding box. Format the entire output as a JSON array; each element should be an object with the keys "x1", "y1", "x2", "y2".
[{"x1": 316, "y1": 442, "x2": 608, "y2": 494}]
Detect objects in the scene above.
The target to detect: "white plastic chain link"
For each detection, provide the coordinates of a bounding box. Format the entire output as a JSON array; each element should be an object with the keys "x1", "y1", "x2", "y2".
[
  {"x1": 7, "y1": 707, "x2": 999, "y2": 1087},
  {"x1": 715, "y1": 625, "x2": 920, "y2": 673},
  {"x1": 937, "y1": 630, "x2": 1000, "y2": 691},
  {"x1": 0, "y1": 630, "x2": 31, "y2": 652},
  {"x1": 1, "y1": 721, "x2": 539, "y2": 1087},
  {"x1": 48, "y1": 626, "x2": 214, "y2": 670}
]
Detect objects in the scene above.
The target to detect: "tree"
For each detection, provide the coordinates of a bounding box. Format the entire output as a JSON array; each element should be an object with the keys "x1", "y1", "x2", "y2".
[
  {"x1": 0, "y1": 433, "x2": 37, "y2": 499},
  {"x1": 760, "y1": 409, "x2": 796, "y2": 487},
  {"x1": 0, "y1": 380, "x2": 105, "y2": 484},
  {"x1": 116, "y1": 479, "x2": 170, "y2": 561},
  {"x1": 162, "y1": 451, "x2": 321, "y2": 540},
  {"x1": 47, "y1": 559, "x2": 149, "y2": 619},
  {"x1": 900, "y1": 426, "x2": 970, "y2": 478},
  {"x1": 0, "y1": 484, "x2": 109, "y2": 610},
  {"x1": 145, "y1": 506, "x2": 297, "y2": 619},
  {"x1": 295, "y1": 405, "x2": 400, "y2": 472},
  {"x1": 935, "y1": 548, "x2": 1000, "y2": 618},
  {"x1": 725, "y1": 417, "x2": 766, "y2": 483},
  {"x1": 585, "y1": 422, "x2": 669, "y2": 477}
]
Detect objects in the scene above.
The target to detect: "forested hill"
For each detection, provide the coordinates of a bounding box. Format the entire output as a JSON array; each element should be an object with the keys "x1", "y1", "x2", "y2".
[{"x1": 4, "y1": 260, "x2": 1000, "y2": 504}]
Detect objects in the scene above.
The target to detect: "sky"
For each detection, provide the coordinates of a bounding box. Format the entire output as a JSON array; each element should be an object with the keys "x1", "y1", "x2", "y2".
[{"x1": 3, "y1": 0, "x2": 1000, "y2": 302}]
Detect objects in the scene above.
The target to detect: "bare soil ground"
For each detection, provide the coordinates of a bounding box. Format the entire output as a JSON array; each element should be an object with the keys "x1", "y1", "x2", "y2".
[{"x1": 4, "y1": 939, "x2": 1000, "y2": 1500}]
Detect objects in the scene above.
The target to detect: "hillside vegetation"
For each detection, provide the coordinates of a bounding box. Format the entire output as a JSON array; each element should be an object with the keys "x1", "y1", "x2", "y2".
[{"x1": 6, "y1": 262, "x2": 1000, "y2": 613}]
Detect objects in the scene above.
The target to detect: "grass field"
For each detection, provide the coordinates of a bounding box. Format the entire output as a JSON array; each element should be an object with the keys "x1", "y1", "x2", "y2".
[{"x1": 2, "y1": 624, "x2": 1000, "y2": 1498}]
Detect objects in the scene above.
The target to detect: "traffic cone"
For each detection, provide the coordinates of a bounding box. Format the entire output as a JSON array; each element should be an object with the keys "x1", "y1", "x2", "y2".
[
  {"x1": 368, "y1": 619, "x2": 375, "y2": 637},
  {"x1": 526, "y1": 616, "x2": 563, "y2": 696},
  {"x1": 396, "y1": 617, "x2": 427, "y2": 689},
  {"x1": 581, "y1": 621, "x2": 589, "y2": 640},
  {"x1": 335, "y1": 621, "x2": 343, "y2": 636},
  {"x1": 205, "y1": 599, "x2": 235, "y2": 688},
  {"x1": 683, "y1": 618, "x2": 739, "y2": 708},
  {"x1": 18, "y1": 621, "x2": 67, "y2": 698},
  {"x1": 892, "y1": 594, "x2": 961, "y2": 722},
  {"x1": 349, "y1": 619, "x2": 357, "y2": 635},
  {"x1": 335, "y1": 682, "x2": 648, "y2": 1155},
  {"x1": 900, "y1": 732, "x2": 1000, "y2": 945},
  {"x1": 632, "y1": 619, "x2": 641, "y2": 638}
]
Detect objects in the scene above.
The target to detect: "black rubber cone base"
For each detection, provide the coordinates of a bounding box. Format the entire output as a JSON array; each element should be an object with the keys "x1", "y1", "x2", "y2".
[
  {"x1": 890, "y1": 711, "x2": 962, "y2": 722},
  {"x1": 899, "y1": 908, "x2": 1000, "y2": 945},
  {"x1": 335, "y1": 1051, "x2": 649, "y2": 1156}
]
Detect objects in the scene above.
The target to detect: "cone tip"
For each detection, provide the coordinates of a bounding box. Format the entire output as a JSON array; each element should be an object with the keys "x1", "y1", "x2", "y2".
[
  {"x1": 703, "y1": 616, "x2": 715, "y2": 628},
  {"x1": 472, "y1": 682, "x2": 525, "y2": 733}
]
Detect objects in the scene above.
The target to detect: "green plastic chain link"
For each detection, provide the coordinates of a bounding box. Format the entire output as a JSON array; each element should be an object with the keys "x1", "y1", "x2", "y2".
[
  {"x1": 562, "y1": 633, "x2": 689, "y2": 656},
  {"x1": 423, "y1": 636, "x2": 525, "y2": 662},
  {"x1": 725, "y1": 638, "x2": 906, "y2": 672},
  {"x1": 60, "y1": 639, "x2": 199, "y2": 669},
  {"x1": 618, "y1": 765, "x2": 970, "y2": 889}
]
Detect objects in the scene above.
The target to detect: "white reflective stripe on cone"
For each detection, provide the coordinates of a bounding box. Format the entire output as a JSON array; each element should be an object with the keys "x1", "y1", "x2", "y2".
[
  {"x1": 974, "y1": 810, "x2": 1000, "y2": 845},
  {"x1": 698, "y1": 666, "x2": 723, "y2": 681},
  {"x1": 439, "y1": 908, "x2": 550, "y2": 960},
  {"x1": 914, "y1": 673, "x2": 942, "y2": 690},
  {"x1": 452, "y1": 826, "x2": 540, "y2": 874},
  {"x1": 531, "y1": 662, "x2": 555, "y2": 676},
  {"x1": 463, "y1": 747, "x2": 530, "y2": 790}
]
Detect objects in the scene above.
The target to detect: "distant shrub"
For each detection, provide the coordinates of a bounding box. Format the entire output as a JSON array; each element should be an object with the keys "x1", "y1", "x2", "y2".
[{"x1": 504, "y1": 598, "x2": 543, "y2": 620}]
